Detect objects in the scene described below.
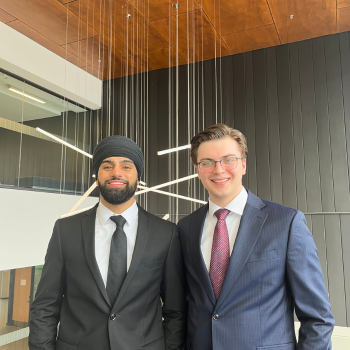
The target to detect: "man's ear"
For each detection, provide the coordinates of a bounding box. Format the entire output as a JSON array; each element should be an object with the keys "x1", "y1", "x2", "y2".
[
  {"x1": 242, "y1": 158, "x2": 247, "y2": 175},
  {"x1": 196, "y1": 165, "x2": 201, "y2": 180}
]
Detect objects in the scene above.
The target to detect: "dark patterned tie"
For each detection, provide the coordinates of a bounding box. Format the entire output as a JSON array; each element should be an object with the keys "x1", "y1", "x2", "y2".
[
  {"x1": 106, "y1": 215, "x2": 127, "y2": 306},
  {"x1": 209, "y1": 209, "x2": 230, "y2": 300}
]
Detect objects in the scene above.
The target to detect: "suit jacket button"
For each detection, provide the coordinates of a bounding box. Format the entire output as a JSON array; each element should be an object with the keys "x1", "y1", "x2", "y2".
[
  {"x1": 110, "y1": 314, "x2": 117, "y2": 321},
  {"x1": 213, "y1": 314, "x2": 219, "y2": 320}
]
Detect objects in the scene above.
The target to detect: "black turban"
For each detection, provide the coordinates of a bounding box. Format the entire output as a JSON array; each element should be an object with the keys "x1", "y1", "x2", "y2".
[{"x1": 92, "y1": 135, "x2": 144, "y2": 179}]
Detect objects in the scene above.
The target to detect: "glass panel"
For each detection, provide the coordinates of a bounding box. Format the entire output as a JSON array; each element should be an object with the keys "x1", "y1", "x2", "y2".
[{"x1": 0, "y1": 70, "x2": 94, "y2": 195}]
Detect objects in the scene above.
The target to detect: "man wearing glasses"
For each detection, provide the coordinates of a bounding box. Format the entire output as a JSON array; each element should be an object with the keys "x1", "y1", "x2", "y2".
[{"x1": 177, "y1": 124, "x2": 334, "y2": 350}]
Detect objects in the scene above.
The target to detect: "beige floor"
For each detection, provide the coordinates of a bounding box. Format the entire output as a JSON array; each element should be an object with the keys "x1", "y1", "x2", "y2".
[{"x1": 0, "y1": 338, "x2": 28, "y2": 350}]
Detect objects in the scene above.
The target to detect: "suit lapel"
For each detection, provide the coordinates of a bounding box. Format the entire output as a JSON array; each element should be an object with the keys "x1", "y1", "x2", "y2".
[
  {"x1": 190, "y1": 204, "x2": 216, "y2": 306},
  {"x1": 81, "y1": 203, "x2": 111, "y2": 307},
  {"x1": 216, "y1": 191, "x2": 268, "y2": 309},
  {"x1": 113, "y1": 205, "x2": 150, "y2": 308}
]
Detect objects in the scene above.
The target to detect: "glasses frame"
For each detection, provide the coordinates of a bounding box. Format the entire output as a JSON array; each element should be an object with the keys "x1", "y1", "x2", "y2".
[{"x1": 196, "y1": 157, "x2": 243, "y2": 173}]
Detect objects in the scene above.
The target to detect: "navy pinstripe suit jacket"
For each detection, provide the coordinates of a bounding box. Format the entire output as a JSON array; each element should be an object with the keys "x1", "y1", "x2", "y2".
[{"x1": 177, "y1": 190, "x2": 334, "y2": 350}]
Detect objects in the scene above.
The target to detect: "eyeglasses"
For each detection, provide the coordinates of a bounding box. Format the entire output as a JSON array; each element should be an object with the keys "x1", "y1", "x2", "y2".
[{"x1": 197, "y1": 157, "x2": 243, "y2": 173}]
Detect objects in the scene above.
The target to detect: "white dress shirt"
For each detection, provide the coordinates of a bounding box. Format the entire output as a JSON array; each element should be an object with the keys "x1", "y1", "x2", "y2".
[
  {"x1": 95, "y1": 201, "x2": 139, "y2": 286},
  {"x1": 201, "y1": 187, "x2": 248, "y2": 271}
]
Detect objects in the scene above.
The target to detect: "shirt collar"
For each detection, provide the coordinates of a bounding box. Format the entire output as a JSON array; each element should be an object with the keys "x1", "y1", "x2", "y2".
[
  {"x1": 208, "y1": 187, "x2": 248, "y2": 220},
  {"x1": 97, "y1": 200, "x2": 138, "y2": 226}
]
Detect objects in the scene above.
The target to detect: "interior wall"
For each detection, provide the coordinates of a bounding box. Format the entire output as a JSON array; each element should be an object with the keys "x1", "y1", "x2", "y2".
[
  {"x1": 104, "y1": 31, "x2": 350, "y2": 327},
  {"x1": 0, "y1": 187, "x2": 98, "y2": 271}
]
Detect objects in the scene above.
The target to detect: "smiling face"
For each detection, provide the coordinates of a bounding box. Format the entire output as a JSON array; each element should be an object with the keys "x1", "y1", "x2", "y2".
[
  {"x1": 97, "y1": 157, "x2": 138, "y2": 212},
  {"x1": 196, "y1": 136, "x2": 246, "y2": 207}
]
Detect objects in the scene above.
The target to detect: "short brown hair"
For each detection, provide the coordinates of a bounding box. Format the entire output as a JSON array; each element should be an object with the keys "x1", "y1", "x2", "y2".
[{"x1": 190, "y1": 124, "x2": 248, "y2": 165}]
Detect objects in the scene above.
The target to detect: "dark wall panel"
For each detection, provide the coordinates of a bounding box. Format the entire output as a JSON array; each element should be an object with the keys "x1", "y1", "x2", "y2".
[
  {"x1": 105, "y1": 31, "x2": 350, "y2": 327},
  {"x1": 266, "y1": 47, "x2": 283, "y2": 205},
  {"x1": 289, "y1": 43, "x2": 307, "y2": 213},
  {"x1": 276, "y1": 44, "x2": 298, "y2": 209}
]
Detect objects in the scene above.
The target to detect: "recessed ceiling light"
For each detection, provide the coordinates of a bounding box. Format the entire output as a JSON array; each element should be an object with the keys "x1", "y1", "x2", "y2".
[
  {"x1": 290, "y1": 15, "x2": 294, "y2": 19},
  {"x1": 9, "y1": 87, "x2": 46, "y2": 104},
  {"x1": 125, "y1": 14, "x2": 131, "y2": 18},
  {"x1": 173, "y1": 4, "x2": 180, "y2": 8}
]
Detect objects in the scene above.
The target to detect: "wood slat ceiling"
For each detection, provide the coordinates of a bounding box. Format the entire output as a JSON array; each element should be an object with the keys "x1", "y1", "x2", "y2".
[{"x1": 0, "y1": 0, "x2": 346, "y2": 80}]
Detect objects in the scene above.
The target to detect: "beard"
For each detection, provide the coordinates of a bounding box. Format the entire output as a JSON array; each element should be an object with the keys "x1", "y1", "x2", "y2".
[{"x1": 98, "y1": 177, "x2": 138, "y2": 205}]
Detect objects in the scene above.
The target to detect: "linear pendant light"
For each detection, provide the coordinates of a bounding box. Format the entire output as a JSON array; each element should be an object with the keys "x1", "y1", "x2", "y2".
[
  {"x1": 36, "y1": 128, "x2": 93, "y2": 158},
  {"x1": 157, "y1": 144, "x2": 190, "y2": 155},
  {"x1": 137, "y1": 185, "x2": 206, "y2": 204},
  {"x1": 135, "y1": 174, "x2": 198, "y2": 195},
  {"x1": 37, "y1": 128, "x2": 203, "y2": 216},
  {"x1": 9, "y1": 87, "x2": 46, "y2": 104}
]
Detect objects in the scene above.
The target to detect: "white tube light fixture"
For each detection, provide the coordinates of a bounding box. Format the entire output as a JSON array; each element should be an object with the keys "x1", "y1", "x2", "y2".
[
  {"x1": 36, "y1": 128, "x2": 93, "y2": 158},
  {"x1": 9, "y1": 87, "x2": 46, "y2": 104},
  {"x1": 68, "y1": 182, "x2": 98, "y2": 213},
  {"x1": 38, "y1": 128, "x2": 201, "y2": 216},
  {"x1": 61, "y1": 177, "x2": 203, "y2": 218},
  {"x1": 61, "y1": 205, "x2": 94, "y2": 218},
  {"x1": 135, "y1": 174, "x2": 198, "y2": 195},
  {"x1": 162, "y1": 214, "x2": 170, "y2": 220},
  {"x1": 137, "y1": 185, "x2": 206, "y2": 204},
  {"x1": 157, "y1": 144, "x2": 190, "y2": 155}
]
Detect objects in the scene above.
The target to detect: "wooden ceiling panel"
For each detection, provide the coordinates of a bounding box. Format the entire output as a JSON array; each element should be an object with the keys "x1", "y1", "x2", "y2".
[
  {"x1": 151, "y1": 9, "x2": 230, "y2": 64},
  {"x1": 62, "y1": 36, "x2": 103, "y2": 68},
  {"x1": 80, "y1": 65, "x2": 102, "y2": 79},
  {"x1": 65, "y1": 0, "x2": 125, "y2": 38},
  {"x1": 7, "y1": 20, "x2": 86, "y2": 67},
  {"x1": 222, "y1": 24, "x2": 280, "y2": 54},
  {"x1": 1, "y1": 0, "x2": 347, "y2": 80},
  {"x1": 200, "y1": 0, "x2": 273, "y2": 35},
  {"x1": 146, "y1": 47, "x2": 187, "y2": 72},
  {"x1": 268, "y1": 0, "x2": 337, "y2": 44},
  {"x1": 338, "y1": 7, "x2": 350, "y2": 33},
  {"x1": 338, "y1": 0, "x2": 350, "y2": 8},
  {"x1": 66, "y1": 0, "x2": 168, "y2": 59},
  {"x1": 129, "y1": 0, "x2": 201, "y2": 22},
  {"x1": 63, "y1": 35, "x2": 141, "y2": 80},
  {"x1": 0, "y1": 0, "x2": 98, "y2": 45},
  {"x1": 0, "y1": 8, "x2": 16, "y2": 23}
]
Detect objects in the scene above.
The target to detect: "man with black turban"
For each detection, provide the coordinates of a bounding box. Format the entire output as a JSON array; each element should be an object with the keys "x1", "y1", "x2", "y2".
[{"x1": 29, "y1": 135, "x2": 187, "y2": 350}]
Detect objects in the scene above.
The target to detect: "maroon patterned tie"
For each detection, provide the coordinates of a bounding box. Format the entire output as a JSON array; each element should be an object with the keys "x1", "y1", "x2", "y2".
[{"x1": 209, "y1": 208, "x2": 230, "y2": 300}]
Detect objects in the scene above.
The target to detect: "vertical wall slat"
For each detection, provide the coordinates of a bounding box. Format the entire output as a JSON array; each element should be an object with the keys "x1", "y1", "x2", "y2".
[
  {"x1": 275, "y1": 44, "x2": 297, "y2": 209},
  {"x1": 266, "y1": 47, "x2": 283, "y2": 205},
  {"x1": 298, "y1": 40, "x2": 322, "y2": 213},
  {"x1": 289, "y1": 43, "x2": 307, "y2": 213},
  {"x1": 253, "y1": 49, "x2": 270, "y2": 200},
  {"x1": 244, "y1": 52, "x2": 257, "y2": 194}
]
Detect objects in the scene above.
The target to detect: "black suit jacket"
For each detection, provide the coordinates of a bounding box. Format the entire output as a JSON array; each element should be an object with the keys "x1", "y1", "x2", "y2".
[{"x1": 29, "y1": 204, "x2": 186, "y2": 350}]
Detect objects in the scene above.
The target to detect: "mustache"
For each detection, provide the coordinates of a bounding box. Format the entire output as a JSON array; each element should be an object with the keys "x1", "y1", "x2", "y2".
[{"x1": 103, "y1": 177, "x2": 129, "y2": 185}]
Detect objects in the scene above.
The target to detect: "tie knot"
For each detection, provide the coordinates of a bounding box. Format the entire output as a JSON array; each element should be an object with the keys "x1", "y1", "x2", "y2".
[
  {"x1": 214, "y1": 208, "x2": 230, "y2": 221},
  {"x1": 110, "y1": 215, "x2": 126, "y2": 228}
]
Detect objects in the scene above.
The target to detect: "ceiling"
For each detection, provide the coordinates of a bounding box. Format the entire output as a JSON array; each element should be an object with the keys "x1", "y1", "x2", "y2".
[
  {"x1": 0, "y1": 0, "x2": 348, "y2": 80},
  {"x1": 0, "y1": 72, "x2": 86, "y2": 122}
]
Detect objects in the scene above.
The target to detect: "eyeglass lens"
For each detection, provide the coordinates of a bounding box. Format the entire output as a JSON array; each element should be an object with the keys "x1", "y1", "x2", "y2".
[{"x1": 200, "y1": 157, "x2": 238, "y2": 172}]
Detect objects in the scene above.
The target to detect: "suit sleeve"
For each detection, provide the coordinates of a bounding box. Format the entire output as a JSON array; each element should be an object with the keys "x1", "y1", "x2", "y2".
[
  {"x1": 160, "y1": 225, "x2": 187, "y2": 350},
  {"x1": 29, "y1": 220, "x2": 66, "y2": 350},
  {"x1": 286, "y1": 211, "x2": 335, "y2": 350}
]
